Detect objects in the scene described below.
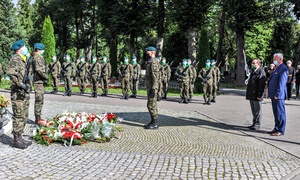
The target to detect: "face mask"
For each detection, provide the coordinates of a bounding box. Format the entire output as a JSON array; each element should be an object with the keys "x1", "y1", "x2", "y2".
[
  {"x1": 92, "y1": 59, "x2": 96, "y2": 63},
  {"x1": 132, "y1": 60, "x2": 137, "y2": 65},
  {"x1": 80, "y1": 59, "x2": 85, "y2": 63},
  {"x1": 21, "y1": 47, "x2": 28, "y2": 56},
  {"x1": 147, "y1": 54, "x2": 152, "y2": 61},
  {"x1": 103, "y1": 59, "x2": 107, "y2": 64},
  {"x1": 182, "y1": 61, "x2": 187, "y2": 66},
  {"x1": 26, "y1": 53, "x2": 31, "y2": 59},
  {"x1": 66, "y1": 57, "x2": 70, "y2": 61},
  {"x1": 273, "y1": 61, "x2": 278, "y2": 66},
  {"x1": 40, "y1": 50, "x2": 45, "y2": 55},
  {"x1": 124, "y1": 59, "x2": 128, "y2": 64},
  {"x1": 162, "y1": 61, "x2": 166, "y2": 65},
  {"x1": 251, "y1": 65, "x2": 256, "y2": 70},
  {"x1": 187, "y1": 62, "x2": 191, "y2": 66},
  {"x1": 52, "y1": 57, "x2": 57, "y2": 62},
  {"x1": 206, "y1": 63, "x2": 211, "y2": 67},
  {"x1": 211, "y1": 62, "x2": 216, "y2": 67}
]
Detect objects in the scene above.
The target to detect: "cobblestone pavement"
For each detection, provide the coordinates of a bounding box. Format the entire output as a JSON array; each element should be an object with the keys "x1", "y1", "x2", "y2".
[{"x1": 0, "y1": 92, "x2": 300, "y2": 179}]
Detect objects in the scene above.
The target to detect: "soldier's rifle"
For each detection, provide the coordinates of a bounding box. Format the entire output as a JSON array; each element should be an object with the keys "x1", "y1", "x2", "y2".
[
  {"x1": 76, "y1": 62, "x2": 86, "y2": 76},
  {"x1": 48, "y1": 60, "x2": 58, "y2": 73},
  {"x1": 87, "y1": 63, "x2": 97, "y2": 76},
  {"x1": 20, "y1": 59, "x2": 33, "y2": 97},
  {"x1": 176, "y1": 66, "x2": 189, "y2": 82},
  {"x1": 119, "y1": 64, "x2": 129, "y2": 78},
  {"x1": 100, "y1": 63, "x2": 107, "y2": 78},
  {"x1": 61, "y1": 62, "x2": 71, "y2": 77},
  {"x1": 202, "y1": 68, "x2": 212, "y2": 84}
]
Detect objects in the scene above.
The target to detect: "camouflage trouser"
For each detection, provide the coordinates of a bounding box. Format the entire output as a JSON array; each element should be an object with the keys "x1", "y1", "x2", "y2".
[
  {"x1": 34, "y1": 83, "x2": 45, "y2": 116},
  {"x1": 90, "y1": 76, "x2": 98, "y2": 94},
  {"x1": 162, "y1": 80, "x2": 169, "y2": 95},
  {"x1": 157, "y1": 80, "x2": 163, "y2": 97},
  {"x1": 130, "y1": 78, "x2": 139, "y2": 94},
  {"x1": 147, "y1": 88, "x2": 158, "y2": 119},
  {"x1": 212, "y1": 82, "x2": 218, "y2": 98},
  {"x1": 11, "y1": 88, "x2": 30, "y2": 135},
  {"x1": 64, "y1": 76, "x2": 72, "y2": 93},
  {"x1": 189, "y1": 82, "x2": 194, "y2": 98},
  {"x1": 101, "y1": 76, "x2": 109, "y2": 92},
  {"x1": 77, "y1": 75, "x2": 86, "y2": 91},
  {"x1": 121, "y1": 78, "x2": 130, "y2": 95},
  {"x1": 51, "y1": 74, "x2": 59, "y2": 90},
  {"x1": 203, "y1": 81, "x2": 212, "y2": 100},
  {"x1": 180, "y1": 80, "x2": 189, "y2": 99}
]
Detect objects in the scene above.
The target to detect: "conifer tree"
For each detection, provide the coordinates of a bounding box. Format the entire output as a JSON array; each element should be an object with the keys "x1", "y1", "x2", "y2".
[{"x1": 41, "y1": 15, "x2": 56, "y2": 64}]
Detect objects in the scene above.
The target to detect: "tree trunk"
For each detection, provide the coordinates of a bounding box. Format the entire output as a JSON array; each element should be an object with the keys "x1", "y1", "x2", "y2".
[
  {"x1": 188, "y1": 27, "x2": 197, "y2": 62},
  {"x1": 295, "y1": 35, "x2": 300, "y2": 66},
  {"x1": 235, "y1": 28, "x2": 246, "y2": 86},
  {"x1": 129, "y1": 32, "x2": 136, "y2": 58},
  {"x1": 215, "y1": 10, "x2": 225, "y2": 65},
  {"x1": 110, "y1": 35, "x2": 118, "y2": 77},
  {"x1": 156, "y1": 37, "x2": 164, "y2": 58},
  {"x1": 156, "y1": 0, "x2": 165, "y2": 58}
]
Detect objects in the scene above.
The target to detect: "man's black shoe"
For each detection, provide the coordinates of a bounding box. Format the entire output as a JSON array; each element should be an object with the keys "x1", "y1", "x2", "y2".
[
  {"x1": 179, "y1": 99, "x2": 184, "y2": 103},
  {"x1": 267, "y1": 129, "x2": 277, "y2": 134},
  {"x1": 211, "y1": 98, "x2": 216, "y2": 103}
]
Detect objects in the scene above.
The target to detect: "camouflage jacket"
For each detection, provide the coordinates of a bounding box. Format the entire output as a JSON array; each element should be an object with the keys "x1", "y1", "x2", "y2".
[
  {"x1": 88, "y1": 62, "x2": 101, "y2": 77},
  {"x1": 100, "y1": 63, "x2": 111, "y2": 77},
  {"x1": 62, "y1": 62, "x2": 76, "y2": 77},
  {"x1": 32, "y1": 53, "x2": 48, "y2": 83},
  {"x1": 6, "y1": 54, "x2": 27, "y2": 88},
  {"x1": 211, "y1": 66, "x2": 221, "y2": 84},
  {"x1": 145, "y1": 58, "x2": 159, "y2": 90},
  {"x1": 76, "y1": 62, "x2": 88, "y2": 77},
  {"x1": 175, "y1": 66, "x2": 191, "y2": 82},
  {"x1": 198, "y1": 67, "x2": 213, "y2": 83},
  {"x1": 132, "y1": 64, "x2": 141, "y2": 79},
  {"x1": 118, "y1": 64, "x2": 133, "y2": 79},
  {"x1": 161, "y1": 64, "x2": 171, "y2": 81},
  {"x1": 49, "y1": 61, "x2": 61, "y2": 76}
]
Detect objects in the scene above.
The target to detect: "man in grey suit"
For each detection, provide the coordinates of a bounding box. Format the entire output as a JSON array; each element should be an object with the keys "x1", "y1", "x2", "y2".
[{"x1": 246, "y1": 58, "x2": 266, "y2": 130}]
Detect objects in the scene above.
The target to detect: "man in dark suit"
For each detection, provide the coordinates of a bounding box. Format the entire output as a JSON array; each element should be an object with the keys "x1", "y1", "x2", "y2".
[
  {"x1": 268, "y1": 53, "x2": 289, "y2": 136},
  {"x1": 246, "y1": 58, "x2": 266, "y2": 130}
]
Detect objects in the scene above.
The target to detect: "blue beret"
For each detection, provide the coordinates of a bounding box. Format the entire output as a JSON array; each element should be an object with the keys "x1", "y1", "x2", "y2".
[
  {"x1": 34, "y1": 43, "x2": 45, "y2": 50},
  {"x1": 211, "y1": 59, "x2": 216, "y2": 63},
  {"x1": 11, "y1": 40, "x2": 25, "y2": 51},
  {"x1": 146, "y1": 46, "x2": 156, "y2": 51},
  {"x1": 206, "y1": 59, "x2": 211, "y2": 63}
]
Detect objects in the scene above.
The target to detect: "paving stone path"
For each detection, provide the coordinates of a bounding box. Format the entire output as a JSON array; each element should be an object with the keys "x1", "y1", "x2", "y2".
[{"x1": 0, "y1": 97, "x2": 299, "y2": 180}]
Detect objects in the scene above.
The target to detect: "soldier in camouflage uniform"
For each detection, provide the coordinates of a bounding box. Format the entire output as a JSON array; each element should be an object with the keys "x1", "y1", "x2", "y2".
[
  {"x1": 48, "y1": 55, "x2": 61, "y2": 94},
  {"x1": 62, "y1": 54, "x2": 76, "y2": 96},
  {"x1": 188, "y1": 58, "x2": 197, "y2": 101},
  {"x1": 118, "y1": 57, "x2": 133, "y2": 100},
  {"x1": 130, "y1": 55, "x2": 141, "y2": 98},
  {"x1": 76, "y1": 56, "x2": 88, "y2": 94},
  {"x1": 100, "y1": 56, "x2": 111, "y2": 96},
  {"x1": 6, "y1": 40, "x2": 32, "y2": 149},
  {"x1": 198, "y1": 59, "x2": 213, "y2": 105},
  {"x1": 144, "y1": 46, "x2": 160, "y2": 130},
  {"x1": 88, "y1": 56, "x2": 101, "y2": 98},
  {"x1": 161, "y1": 57, "x2": 171, "y2": 99},
  {"x1": 175, "y1": 59, "x2": 192, "y2": 104},
  {"x1": 32, "y1": 43, "x2": 48, "y2": 123},
  {"x1": 210, "y1": 59, "x2": 220, "y2": 103}
]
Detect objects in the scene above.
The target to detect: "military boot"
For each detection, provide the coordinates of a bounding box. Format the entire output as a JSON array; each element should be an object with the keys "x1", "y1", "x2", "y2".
[
  {"x1": 162, "y1": 94, "x2": 167, "y2": 99},
  {"x1": 20, "y1": 135, "x2": 32, "y2": 146},
  {"x1": 13, "y1": 134, "x2": 28, "y2": 149},
  {"x1": 211, "y1": 97, "x2": 216, "y2": 103},
  {"x1": 35, "y1": 115, "x2": 41, "y2": 124},
  {"x1": 104, "y1": 91, "x2": 108, "y2": 96},
  {"x1": 63, "y1": 92, "x2": 68, "y2": 96},
  {"x1": 120, "y1": 94, "x2": 125, "y2": 99},
  {"x1": 50, "y1": 89, "x2": 55, "y2": 94},
  {"x1": 179, "y1": 99, "x2": 185, "y2": 103},
  {"x1": 157, "y1": 96, "x2": 161, "y2": 102},
  {"x1": 80, "y1": 90, "x2": 84, "y2": 94},
  {"x1": 67, "y1": 91, "x2": 72, "y2": 97},
  {"x1": 94, "y1": 93, "x2": 97, "y2": 98},
  {"x1": 207, "y1": 98, "x2": 211, "y2": 105},
  {"x1": 145, "y1": 118, "x2": 158, "y2": 130},
  {"x1": 183, "y1": 98, "x2": 189, "y2": 104},
  {"x1": 53, "y1": 88, "x2": 58, "y2": 94},
  {"x1": 125, "y1": 94, "x2": 129, "y2": 100},
  {"x1": 203, "y1": 98, "x2": 207, "y2": 105}
]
